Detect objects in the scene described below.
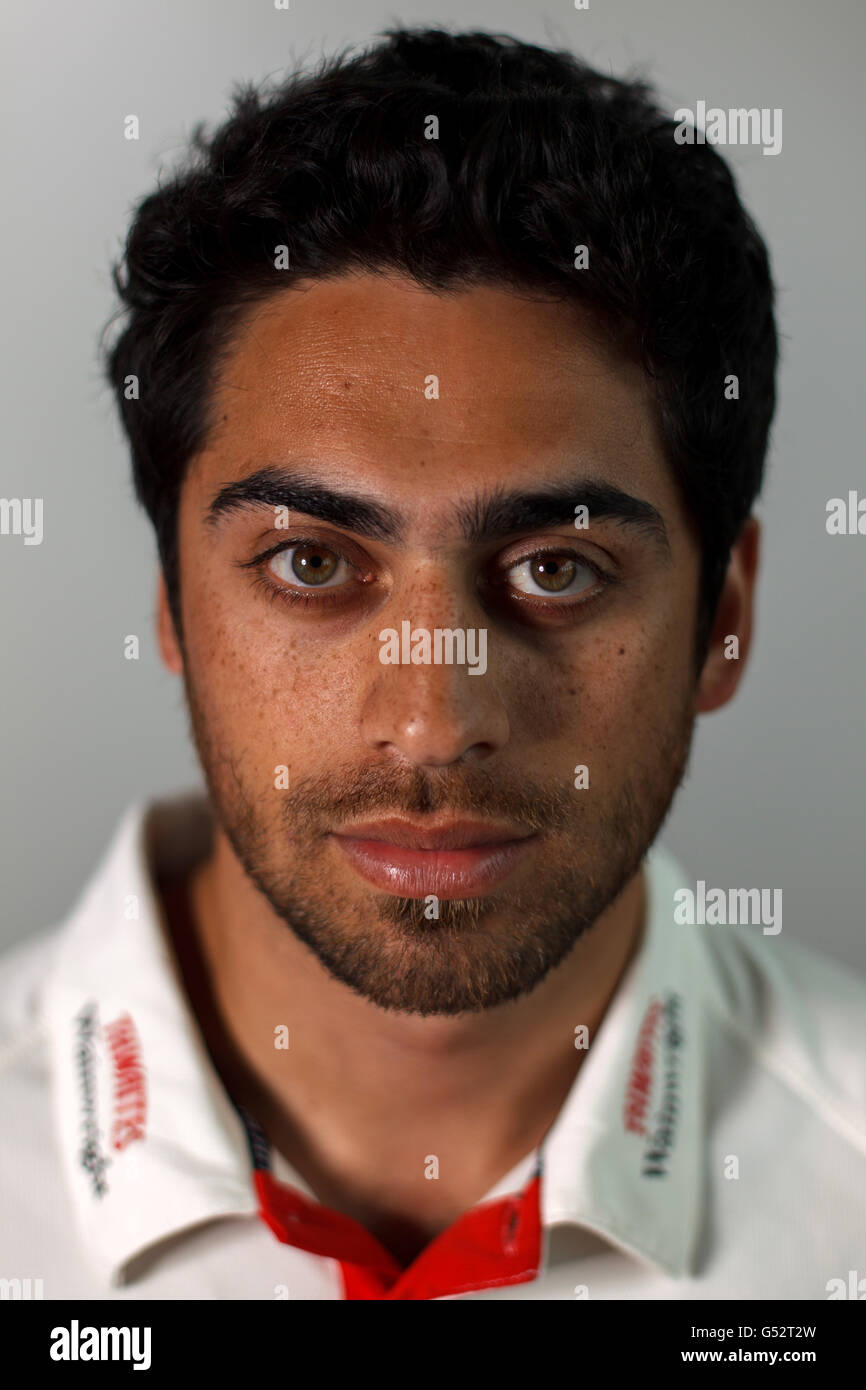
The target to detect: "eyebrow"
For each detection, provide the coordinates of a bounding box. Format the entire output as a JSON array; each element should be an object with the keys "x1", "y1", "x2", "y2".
[
  {"x1": 206, "y1": 464, "x2": 671, "y2": 555},
  {"x1": 453, "y1": 482, "x2": 671, "y2": 555},
  {"x1": 206, "y1": 466, "x2": 400, "y2": 541}
]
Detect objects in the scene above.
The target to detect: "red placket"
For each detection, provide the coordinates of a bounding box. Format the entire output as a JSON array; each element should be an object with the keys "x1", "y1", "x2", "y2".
[{"x1": 237, "y1": 1104, "x2": 543, "y2": 1301}]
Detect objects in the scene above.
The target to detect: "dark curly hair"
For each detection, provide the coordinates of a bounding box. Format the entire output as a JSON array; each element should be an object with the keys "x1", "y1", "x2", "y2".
[{"x1": 101, "y1": 24, "x2": 777, "y2": 660}]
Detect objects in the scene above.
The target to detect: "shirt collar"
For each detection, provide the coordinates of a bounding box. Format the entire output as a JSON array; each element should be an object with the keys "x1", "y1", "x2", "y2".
[
  {"x1": 42, "y1": 793, "x2": 706, "y2": 1286},
  {"x1": 43, "y1": 794, "x2": 258, "y2": 1286},
  {"x1": 539, "y1": 841, "x2": 706, "y2": 1277}
]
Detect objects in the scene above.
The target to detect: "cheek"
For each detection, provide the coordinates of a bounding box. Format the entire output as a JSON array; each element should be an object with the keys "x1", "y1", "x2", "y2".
[
  {"x1": 506, "y1": 613, "x2": 689, "y2": 775},
  {"x1": 181, "y1": 572, "x2": 361, "y2": 760}
]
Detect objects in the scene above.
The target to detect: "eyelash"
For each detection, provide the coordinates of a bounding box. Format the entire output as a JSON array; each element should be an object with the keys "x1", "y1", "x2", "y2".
[{"x1": 241, "y1": 537, "x2": 618, "y2": 617}]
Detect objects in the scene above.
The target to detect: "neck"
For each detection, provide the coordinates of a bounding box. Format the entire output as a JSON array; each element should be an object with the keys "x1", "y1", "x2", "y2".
[{"x1": 169, "y1": 829, "x2": 646, "y2": 1265}]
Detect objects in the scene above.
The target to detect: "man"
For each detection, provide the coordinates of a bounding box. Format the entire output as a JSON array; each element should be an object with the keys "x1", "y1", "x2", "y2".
[{"x1": 1, "y1": 26, "x2": 864, "y2": 1302}]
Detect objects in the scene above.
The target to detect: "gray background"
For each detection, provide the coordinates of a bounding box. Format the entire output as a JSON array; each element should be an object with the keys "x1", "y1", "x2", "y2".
[{"x1": 2, "y1": 0, "x2": 864, "y2": 969}]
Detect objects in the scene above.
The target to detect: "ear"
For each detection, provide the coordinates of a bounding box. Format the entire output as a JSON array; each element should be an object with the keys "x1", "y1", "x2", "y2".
[
  {"x1": 695, "y1": 516, "x2": 761, "y2": 714},
  {"x1": 156, "y1": 572, "x2": 184, "y2": 675}
]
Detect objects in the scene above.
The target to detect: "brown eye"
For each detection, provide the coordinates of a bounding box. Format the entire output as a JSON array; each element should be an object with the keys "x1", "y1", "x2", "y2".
[
  {"x1": 506, "y1": 552, "x2": 595, "y2": 599},
  {"x1": 290, "y1": 544, "x2": 337, "y2": 584},
  {"x1": 529, "y1": 556, "x2": 577, "y2": 592},
  {"x1": 269, "y1": 543, "x2": 349, "y2": 589}
]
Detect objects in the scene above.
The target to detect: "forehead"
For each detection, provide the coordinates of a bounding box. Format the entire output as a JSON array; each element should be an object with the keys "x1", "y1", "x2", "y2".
[{"x1": 191, "y1": 272, "x2": 678, "y2": 523}]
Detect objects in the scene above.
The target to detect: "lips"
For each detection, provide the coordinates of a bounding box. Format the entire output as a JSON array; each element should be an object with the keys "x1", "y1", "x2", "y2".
[{"x1": 329, "y1": 817, "x2": 537, "y2": 898}]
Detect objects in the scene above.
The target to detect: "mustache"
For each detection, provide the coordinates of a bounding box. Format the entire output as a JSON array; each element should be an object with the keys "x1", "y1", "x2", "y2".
[{"x1": 278, "y1": 762, "x2": 575, "y2": 834}]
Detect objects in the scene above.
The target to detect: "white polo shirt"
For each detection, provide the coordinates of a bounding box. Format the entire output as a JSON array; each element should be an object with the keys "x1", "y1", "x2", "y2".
[{"x1": 1, "y1": 791, "x2": 864, "y2": 1300}]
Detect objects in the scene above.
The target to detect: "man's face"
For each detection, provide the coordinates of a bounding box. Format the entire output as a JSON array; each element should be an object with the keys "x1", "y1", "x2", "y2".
[{"x1": 165, "y1": 273, "x2": 704, "y2": 1015}]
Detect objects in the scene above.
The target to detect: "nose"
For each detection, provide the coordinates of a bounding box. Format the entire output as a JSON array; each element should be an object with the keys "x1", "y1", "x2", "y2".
[{"x1": 360, "y1": 618, "x2": 510, "y2": 767}]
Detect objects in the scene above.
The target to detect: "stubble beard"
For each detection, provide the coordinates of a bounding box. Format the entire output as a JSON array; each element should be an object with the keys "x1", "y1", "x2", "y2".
[{"x1": 182, "y1": 668, "x2": 696, "y2": 1017}]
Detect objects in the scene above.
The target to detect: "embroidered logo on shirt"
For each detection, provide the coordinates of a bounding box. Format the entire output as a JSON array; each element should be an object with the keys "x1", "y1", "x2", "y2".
[
  {"x1": 104, "y1": 1012, "x2": 147, "y2": 1151},
  {"x1": 623, "y1": 993, "x2": 683, "y2": 1178},
  {"x1": 623, "y1": 997, "x2": 664, "y2": 1137},
  {"x1": 74, "y1": 1003, "x2": 109, "y2": 1198}
]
